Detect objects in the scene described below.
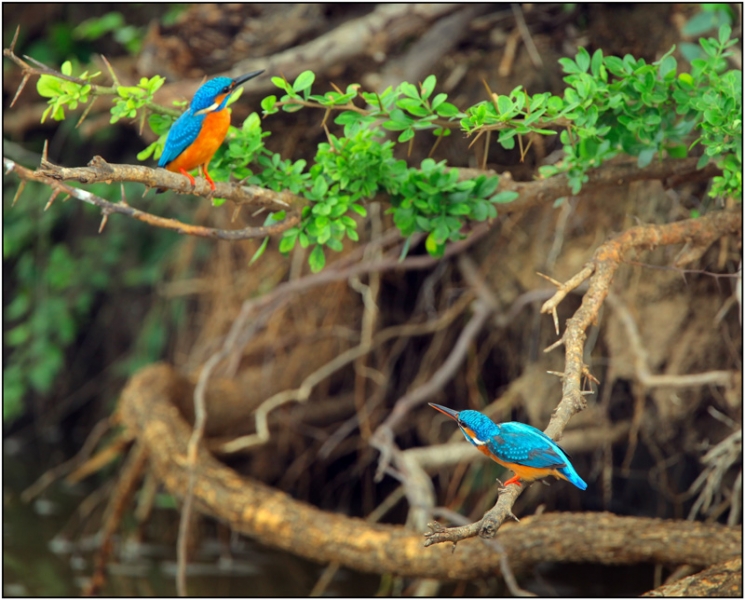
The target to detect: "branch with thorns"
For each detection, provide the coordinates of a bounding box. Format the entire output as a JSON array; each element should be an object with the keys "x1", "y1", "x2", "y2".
[
  {"x1": 4, "y1": 154, "x2": 302, "y2": 240},
  {"x1": 423, "y1": 209, "x2": 741, "y2": 548}
]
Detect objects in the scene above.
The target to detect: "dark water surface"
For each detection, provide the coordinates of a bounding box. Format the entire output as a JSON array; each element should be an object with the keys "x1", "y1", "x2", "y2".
[{"x1": 3, "y1": 437, "x2": 378, "y2": 596}]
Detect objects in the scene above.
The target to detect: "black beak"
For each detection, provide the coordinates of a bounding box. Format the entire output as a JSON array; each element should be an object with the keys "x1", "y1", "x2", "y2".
[
  {"x1": 231, "y1": 70, "x2": 264, "y2": 90},
  {"x1": 428, "y1": 403, "x2": 460, "y2": 421}
]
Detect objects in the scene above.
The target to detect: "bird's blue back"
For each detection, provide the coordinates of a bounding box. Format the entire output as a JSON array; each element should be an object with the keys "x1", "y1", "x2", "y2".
[
  {"x1": 158, "y1": 77, "x2": 233, "y2": 168},
  {"x1": 457, "y1": 410, "x2": 586, "y2": 488}
]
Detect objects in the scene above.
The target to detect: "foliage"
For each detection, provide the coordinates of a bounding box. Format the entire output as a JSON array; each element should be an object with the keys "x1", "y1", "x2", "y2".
[
  {"x1": 12, "y1": 25, "x2": 743, "y2": 275},
  {"x1": 74, "y1": 12, "x2": 144, "y2": 55},
  {"x1": 680, "y1": 3, "x2": 735, "y2": 62},
  {"x1": 3, "y1": 181, "x2": 185, "y2": 424}
]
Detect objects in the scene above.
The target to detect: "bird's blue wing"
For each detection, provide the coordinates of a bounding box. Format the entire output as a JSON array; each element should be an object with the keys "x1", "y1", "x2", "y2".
[
  {"x1": 486, "y1": 422, "x2": 568, "y2": 469},
  {"x1": 158, "y1": 111, "x2": 205, "y2": 167}
]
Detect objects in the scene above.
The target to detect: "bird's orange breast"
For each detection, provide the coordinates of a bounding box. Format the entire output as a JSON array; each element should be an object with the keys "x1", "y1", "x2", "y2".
[
  {"x1": 165, "y1": 107, "x2": 231, "y2": 174},
  {"x1": 478, "y1": 446, "x2": 567, "y2": 482}
]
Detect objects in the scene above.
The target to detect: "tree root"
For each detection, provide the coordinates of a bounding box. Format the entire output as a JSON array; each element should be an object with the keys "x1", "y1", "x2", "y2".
[{"x1": 116, "y1": 362, "x2": 742, "y2": 582}]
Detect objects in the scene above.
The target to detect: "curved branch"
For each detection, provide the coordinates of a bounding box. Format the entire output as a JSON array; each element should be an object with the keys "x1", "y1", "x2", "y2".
[
  {"x1": 117, "y1": 363, "x2": 742, "y2": 581},
  {"x1": 424, "y1": 209, "x2": 742, "y2": 548}
]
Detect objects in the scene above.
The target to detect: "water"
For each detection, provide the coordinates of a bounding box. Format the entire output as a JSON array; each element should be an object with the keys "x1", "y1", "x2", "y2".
[{"x1": 3, "y1": 436, "x2": 379, "y2": 596}]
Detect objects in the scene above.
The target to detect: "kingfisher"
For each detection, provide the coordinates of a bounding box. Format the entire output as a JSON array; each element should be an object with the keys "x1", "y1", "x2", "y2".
[
  {"x1": 429, "y1": 403, "x2": 587, "y2": 490},
  {"x1": 157, "y1": 70, "x2": 264, "y2": 192}
]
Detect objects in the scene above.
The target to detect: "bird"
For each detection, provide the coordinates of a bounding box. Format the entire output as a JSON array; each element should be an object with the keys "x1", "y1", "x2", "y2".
[
  {"x1": 429, "y1": 403, "x2": 587, "y2": 490},
  {"x1": 157, "y1": 70, "x2": 264, "y2": 192}
]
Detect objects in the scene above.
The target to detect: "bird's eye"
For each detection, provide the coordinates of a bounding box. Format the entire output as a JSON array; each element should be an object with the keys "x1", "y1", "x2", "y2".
[{"x1": 221, "y1": 85, "x2": 231, "y2": 94}]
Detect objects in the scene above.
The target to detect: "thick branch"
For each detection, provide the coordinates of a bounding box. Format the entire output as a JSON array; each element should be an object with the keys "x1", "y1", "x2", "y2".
[
  {"x1": 118, "y1": 363, "x2": 742, "y2": 581},
  {"x1": 35, "y1": 155, "x2": 306, "y2": 211},
  {"x1": 3, "y1": 157, "x2": 300, "y2": 240}
]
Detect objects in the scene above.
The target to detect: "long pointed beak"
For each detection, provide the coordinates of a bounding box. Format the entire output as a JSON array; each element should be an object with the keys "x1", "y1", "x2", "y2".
[
  {"x1": 231, "y1": 70, "x2": 264, "y2": 89},
  {"x1": 428, "y1": 403, "x2": 460, "y2": 421}
]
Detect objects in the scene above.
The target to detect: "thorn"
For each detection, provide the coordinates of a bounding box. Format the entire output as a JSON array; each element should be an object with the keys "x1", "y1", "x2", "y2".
[
  {"x1": 580, "y1": 390, "x2": 595, "y2": 396},
  {"x1": 508, "y1": 511, "x2": 520, "y2": 523},
  {"x1": 251, "y1": 207, "x2": 266, "y2": 218},
  {"x1": 99, "y1": 54, "x2": 120, "y2": 86},
  {"x1": 12, "y1": 180, "x2": 26, "y2": 206},
  {"x1": 481, "y1": 129, "x2": 491, "y2": 170},
  {"x1": 467, "y1": 129, "x2": 484, "y2": 150},
  {"x1": 10, "y1": 73, "x2": 30, "y2": 108},
  {"x1": 44, "y1": 189, "x2": 61, "y2": 211},
  {"x1": 76, "y1": 97, "x2": 97, "y2": 129},
  {"x1": 536, "y1": 272, "x2": 562, "y2": 287},
  {"x1": 10, "y1": 25, "x2": 20, "y2": 53},
  {"x1": 583, "y1": 367, "x2": 601, "y2": 385},
  {"x1": 231, "y1": 205, "x2": 242, "y2": 223},
  {"x1": 98, "y1": 212, "x2": 109, "y2": 233},
  {"x1": 540, "y1": 479, "x2": 551, "y2": 486},
  {"x1": 546, "y1": 370, "x2": 564, "y2": 379},
  {"x1": 41, "y1": 139, "x2": 49, "y2": 164},
  {"x1": 551, "y1": 306, "x2": 559, "y2": 335},
  {"x1": 544, "y1": 338, "x2": 564, "y2": 353},
  {"x1": 451, "y1": 542, "x2": 457, "y2": 554},
  {"x1": 23, "y1": 54, "x2": 51, "y2": 71}
]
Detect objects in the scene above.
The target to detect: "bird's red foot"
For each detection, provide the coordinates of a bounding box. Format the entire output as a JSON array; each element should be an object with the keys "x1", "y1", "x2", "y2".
[
  {"x1": 502, "y1": 475, "x2": 523, "y2": 487},
  {"x1": 178, "y1": 168, "x2": 196, "y2": 188},
  {"x1": 200, "y1": 166, "x2": 217, "y2": 192}
]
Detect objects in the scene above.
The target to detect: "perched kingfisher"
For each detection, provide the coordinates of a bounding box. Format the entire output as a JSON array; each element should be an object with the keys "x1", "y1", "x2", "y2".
[
  {"x1": 158, "y1": 70, "x2": 264, "y2": 191},
  {"x1": 429, "y1": 403, "x2": 587, "y2": 490}
]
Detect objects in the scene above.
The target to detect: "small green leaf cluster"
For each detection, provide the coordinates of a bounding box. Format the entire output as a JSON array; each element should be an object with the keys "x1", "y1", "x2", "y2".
[
  {"x1": 74, "y1": 11, "x2": 143, "y2": 55},
  {"x1": 559, "y1": 28, "x2": 741, "y2": 198},
  {"x1": 680, "y1": 3, "x2": 734, "y2": 63},
  {"x1": 36, "y1": 61, "x2": 96, "y2": 122},
  {"x1": 111, "y1": 75, "x2": 166, "y2": 124},
  {"x1": 378, "y1": 75, "x2": 463, "y2": 142},
  {"x1": 460, "y1": 86, "x2": 562, "y2": 149},
  {"x1": 389, "y1": 158, "x2": 516, "y2": 257},
  {"x1": 675, "y1": 25, "x2": 742, "y2": 199},
  {"x1": 261, "y1": 70, "x2": 318, "y2": 113},
  {"x1": 261, "y1": 70, "x2": 464, "y2": 143}
]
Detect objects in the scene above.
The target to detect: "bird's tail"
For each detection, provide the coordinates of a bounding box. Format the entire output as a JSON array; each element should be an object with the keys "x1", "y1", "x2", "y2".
[{"x1": 558, "y1": 465, "x2": 587, "y2": 490}]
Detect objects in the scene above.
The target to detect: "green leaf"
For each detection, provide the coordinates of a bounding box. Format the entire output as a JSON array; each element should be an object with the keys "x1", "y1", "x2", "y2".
[
  {"x1": 400, "y1": 82, "x2": 419, "y2": 98},
  {"x1": 261, "y1": 95, "x2": 277, "y2": 113},
  {"x1": 431, "y1": 93, "x2": 447, "y2": 110},
  {"x1": 575, "y1": 47, "x2": 590, "y2": 73},
  {"x1": 421, "y1": 74, "x2": 436, "y2": 100},
  {"x1": 637, "y1": 147, "x2": 656, "y2": 168},
  {"x1": 682, "y1": 11, "x2": 719, "y2": 36},
  {"x1": 497, "y1": 95, "x2": 513, "y2": 115},
  {"x1": 435, "y1": 102, "x2": 460, "y2": 117},
  {"x1": 308, "y1": 245, "x2": 326, "y2": 273},
  {"x1": 398, "y1": 128, "x2": 415, "y2": 142},
  {"x1": 292, "y1": 70, "x2": 315, "y2": 93},
  {"x1": 718, "y1": 24, "x2": 732, "y2": 44},
  {"x1": 558, "y1": 57, "x2": 579, "y2": 74},
  {"x1": 36, "y1": 75, "x2": 62, "y2": 98},
  {"x1": 271, "y1": 76, "x2": 291, "y2": 93},
  {"x1": 279, "y1": 234, "x2": 297, "y2": 255},
  {"x1": 591, "y1": 49, "x2": 604, "y2": 77},
  {"x1": 491, "y1": 190, "x2": 518, "y2": 203},
  {"x1": 249, "y1": 237, "x2": 269, "y2": 265}
]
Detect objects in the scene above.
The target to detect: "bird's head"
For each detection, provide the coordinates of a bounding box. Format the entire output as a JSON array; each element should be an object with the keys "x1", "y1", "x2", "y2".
[
  {"x1": 190, "y1": 70, "x2": 264, "y2": 115},
  {"x1": 428, "y1": 403, "x2": 499, "y2": 447}
]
